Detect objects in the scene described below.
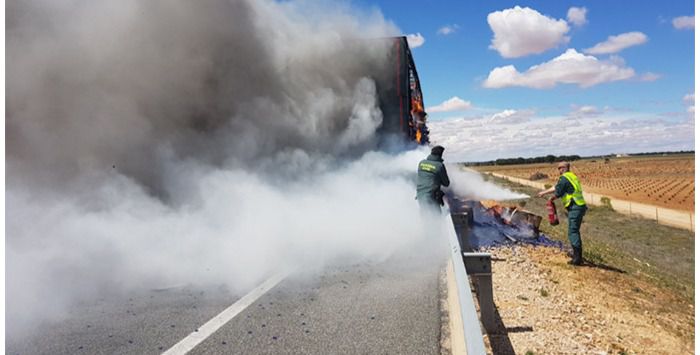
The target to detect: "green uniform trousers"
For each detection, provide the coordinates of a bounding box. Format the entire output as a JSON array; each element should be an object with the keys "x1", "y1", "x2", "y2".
[{"x1": 566, "y1": 204, "x2": 587, "y2": 248}]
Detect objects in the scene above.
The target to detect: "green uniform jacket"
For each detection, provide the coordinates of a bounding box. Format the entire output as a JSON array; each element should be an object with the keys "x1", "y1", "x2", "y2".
[{"x1": 416, "y1": 154, "x2": 450, "y2": 203}]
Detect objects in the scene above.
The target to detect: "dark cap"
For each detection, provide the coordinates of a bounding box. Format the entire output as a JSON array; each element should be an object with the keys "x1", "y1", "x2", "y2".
[{"x1": 431, "y1": 145, "x2": 445, "y2": 156}]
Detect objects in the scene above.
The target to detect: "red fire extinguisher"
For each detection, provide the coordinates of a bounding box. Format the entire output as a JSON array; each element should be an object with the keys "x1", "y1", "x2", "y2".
[{"x1": 546, "y1": 198, "x2": 559, "y2": 226}]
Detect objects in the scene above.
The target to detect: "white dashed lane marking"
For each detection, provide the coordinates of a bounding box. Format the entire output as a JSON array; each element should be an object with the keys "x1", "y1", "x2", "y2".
[{"x1": 162, "y1": 272, "x2": 289, "y2": 355}]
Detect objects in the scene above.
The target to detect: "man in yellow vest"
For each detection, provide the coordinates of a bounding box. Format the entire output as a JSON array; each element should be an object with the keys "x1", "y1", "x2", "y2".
[{"x1": 537, "y1": 161, "x2": 587, "y2": 266}]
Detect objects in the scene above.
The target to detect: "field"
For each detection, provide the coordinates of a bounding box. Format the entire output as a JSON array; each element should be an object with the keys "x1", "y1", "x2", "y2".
[
  {"x1": 473, "y1": 154, "x2": 695, "y2": 211},
  {"x1": 484, "y1": 176, "x2": 694, "y2": 351}
]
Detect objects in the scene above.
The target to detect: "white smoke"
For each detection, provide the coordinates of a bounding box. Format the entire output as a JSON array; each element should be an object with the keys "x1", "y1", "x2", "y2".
[
  {"x1": 336, "y1": 78, "x2": 384, "y2": 152},
  {"x1": 6, "y1": 0, "x2": 451, "y2": 338},
  {"x1": 7, "y1": 148, "x2": 441, "y2": 336},
  {"x1": 446, "y1": 165, "x2": 529, "y2": 200}
]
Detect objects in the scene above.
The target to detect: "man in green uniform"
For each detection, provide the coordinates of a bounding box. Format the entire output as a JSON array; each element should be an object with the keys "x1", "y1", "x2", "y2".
[
  {"x1": 538, "y1": 161, "x2": 587, "y2": 265},
  {"x1": 416, "y1": 145, "x2": 450, "y2": 215}
]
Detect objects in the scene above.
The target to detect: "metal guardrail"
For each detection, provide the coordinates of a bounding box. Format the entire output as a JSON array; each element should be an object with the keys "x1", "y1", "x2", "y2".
[
  {"x1": 444, "y1": 214, "x2": 488, "y2": 355},
  {"x1": 449, "y1": 207, "x2": 497, "y2": 332},
  {"x1": 462, "y1": 252, "x2": 496, "y2": 332}
]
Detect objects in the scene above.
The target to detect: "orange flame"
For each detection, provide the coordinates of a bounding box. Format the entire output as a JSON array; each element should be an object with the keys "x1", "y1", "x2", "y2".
[
  {"x1": 411, "y1": 98, "x2": 424, "y2": 113},
  {"x1": 411, "y1": 97, "x2": 425, "y2": 143}
]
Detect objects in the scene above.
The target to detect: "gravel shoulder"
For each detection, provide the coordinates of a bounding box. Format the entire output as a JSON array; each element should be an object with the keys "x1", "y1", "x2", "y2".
[{"x1": 479, "y1": 244, "x2": 694, "y2": 355}]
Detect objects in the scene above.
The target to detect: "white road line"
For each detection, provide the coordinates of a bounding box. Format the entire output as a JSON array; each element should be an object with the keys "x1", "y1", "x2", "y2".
[{"x1": 162, "y1": 272, "x2": 289, "y2": 355}]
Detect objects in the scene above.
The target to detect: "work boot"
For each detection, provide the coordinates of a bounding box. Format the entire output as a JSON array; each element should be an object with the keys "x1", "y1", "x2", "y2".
[{"x1": 568, "y1": 246, "x2": 583, "y2": 266}]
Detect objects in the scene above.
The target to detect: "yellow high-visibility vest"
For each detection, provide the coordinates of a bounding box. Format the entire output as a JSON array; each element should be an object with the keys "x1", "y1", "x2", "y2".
[{"x1": 561, "y1": 171, "x2": 586, "y2": 207}]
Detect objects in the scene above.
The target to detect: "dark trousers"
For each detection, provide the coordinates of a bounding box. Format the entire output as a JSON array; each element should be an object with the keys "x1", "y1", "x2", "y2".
[{"x1": 567, "y1": 204, "x2": 587, "y2": 248}]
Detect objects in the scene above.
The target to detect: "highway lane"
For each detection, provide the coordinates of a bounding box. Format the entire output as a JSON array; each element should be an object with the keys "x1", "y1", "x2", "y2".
[
  {"x1": 7, "y1": 284, "x2": 240, "y2": 355},
  {"x1": 191, "y1": 255, "x2": 442, "y2": 354},
  {"x1": 7, "y1": 254, "x2": 443, "y2": 355}
]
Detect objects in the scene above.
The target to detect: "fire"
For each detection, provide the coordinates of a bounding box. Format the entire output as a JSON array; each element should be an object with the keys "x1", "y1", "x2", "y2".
[
  {"x1": 411, "y1": 98, "x2": 425, "y2": 143},
  {"x1": 411, "y1": 98, "x2": 424, "y2": 113}
]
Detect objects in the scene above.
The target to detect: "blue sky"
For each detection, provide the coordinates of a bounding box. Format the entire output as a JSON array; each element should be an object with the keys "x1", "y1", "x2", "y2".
[{"x1": 355, "y1": 0, "x2": 695, "y2": 161}]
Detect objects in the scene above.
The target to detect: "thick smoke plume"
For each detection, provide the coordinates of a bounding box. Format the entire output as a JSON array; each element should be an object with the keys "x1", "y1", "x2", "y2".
[
  {"x1": 446, "y1": 165, "x2": 530, "y2": 200},
  {"x1": 7, "y1": 0, "x2": 397, "y2": 196},
  {"x1": 7, "y1": 0, "x2": 452, "y2": 338},
  {"x1": 7, "y1": 0, "x2": 523, "y2": 338}
]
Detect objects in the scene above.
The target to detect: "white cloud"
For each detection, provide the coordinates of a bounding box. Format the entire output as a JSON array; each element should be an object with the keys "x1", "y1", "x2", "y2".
[
  {"x1": 482, "y1": 49, "x2": 635, "y2": 89},
  {"x1": 567, "y1": 7, "x2": 588, "y2": 26},
  {"x1": 638, "y1": 72, "x2": 661, "y2": 82},
  {"x1": 683, "y1": 93, "x2": 694, "y2": 115},
  {"x1": 426, "y1": 96, "x2": 472, "y2": 113},
  {"x1": 488, "y1": 109, "x2": 535, "y2": 123},
  {"x1": 429, "y1": 113, "x2": 694, "y2": 162},
  {"x1": 406, "y1": 33, "x2": 425, "y2": 48},
  {"x1": 487, "y1": 6, "x2": 570, "y2": 58},
  {"x1": 583, "y1": 32, "x2": 648, "y2": 54},
  {"x1": 683, "y1": 93, "x2": 695, "y2": 104},
  {"x1": 437, "y1": 24, "x2": 459, "y2": 35},
  {"x1": 569, "y1": 105, "x2": 602, "y2": 118},
  {"x1": 672, "y1": 16, "x2": 695, "y2": 30}
]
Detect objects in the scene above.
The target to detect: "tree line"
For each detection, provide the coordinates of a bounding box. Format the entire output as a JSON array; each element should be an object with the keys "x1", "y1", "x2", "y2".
[
  {"x1": 463, "y1": 150, "x2": 694, "y2": 166},
  {"x1": 628, "y1": 150, "x2": 694, "y2": 156},
  {"x1": 466, "y1": 155, "x2": 581, "y2": 167}
]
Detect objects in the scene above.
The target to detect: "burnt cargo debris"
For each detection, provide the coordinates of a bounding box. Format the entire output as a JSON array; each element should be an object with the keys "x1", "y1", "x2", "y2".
[{"x1": 447, "y1": 194, "x2": 563, "y2": 250}]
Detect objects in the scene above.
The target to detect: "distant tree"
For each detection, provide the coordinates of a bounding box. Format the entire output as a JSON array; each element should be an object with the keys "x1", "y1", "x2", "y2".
[{"x1": 465, "y1": 153, "x2": 594, "y2": 166}]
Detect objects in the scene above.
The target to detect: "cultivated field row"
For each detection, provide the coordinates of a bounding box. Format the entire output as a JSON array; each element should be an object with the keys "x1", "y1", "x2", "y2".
[
  {"x1": 487, "y1": 172, "x2": 695, "y2": 231},
  {"x1": 473, "y1": 155, "x2": 695, "y2": 212}
]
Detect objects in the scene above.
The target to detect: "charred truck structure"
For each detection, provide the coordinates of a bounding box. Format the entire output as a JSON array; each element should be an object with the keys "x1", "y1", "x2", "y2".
[{"x1": 375, "y1": 36, "x2": 429, "y2": 145}]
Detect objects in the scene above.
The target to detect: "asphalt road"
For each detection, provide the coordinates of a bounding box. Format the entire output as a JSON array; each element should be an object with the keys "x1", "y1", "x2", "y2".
[{"x1": 7, "y1": 255, "x2": 443, "y2": 355}]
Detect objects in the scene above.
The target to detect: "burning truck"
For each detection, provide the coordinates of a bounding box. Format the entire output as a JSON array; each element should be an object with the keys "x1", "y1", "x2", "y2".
[{"x1": 374, "y1": 36, "x2": 429, "y2": 145}]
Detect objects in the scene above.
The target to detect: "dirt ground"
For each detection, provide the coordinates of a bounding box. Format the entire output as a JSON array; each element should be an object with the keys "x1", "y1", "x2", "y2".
[{"x1": 480, "y1": 245, "x2": 694, "y2": 355}]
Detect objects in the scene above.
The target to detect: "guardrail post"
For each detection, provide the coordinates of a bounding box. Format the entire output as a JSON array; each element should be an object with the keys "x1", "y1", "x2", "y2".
[
  {"x1": 463, "y1": 253, "x2": 497, "y2": 333},
  {"x1": 451, "y1": 209, "x2": 474, "y2": 252}
]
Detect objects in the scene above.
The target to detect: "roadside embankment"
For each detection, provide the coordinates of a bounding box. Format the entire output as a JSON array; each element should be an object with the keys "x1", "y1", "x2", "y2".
[
  {"x1": 459, "y1": 172, "x2": 695, "y2": 354},
  {"x1": 479, "y1": 245, "x2": 694, "y2": 354}
]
